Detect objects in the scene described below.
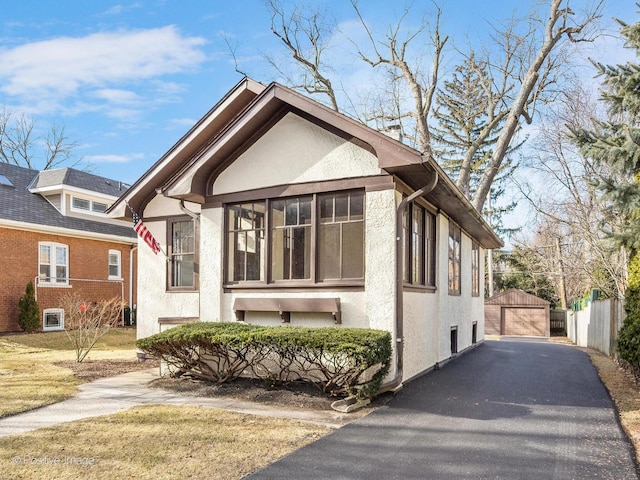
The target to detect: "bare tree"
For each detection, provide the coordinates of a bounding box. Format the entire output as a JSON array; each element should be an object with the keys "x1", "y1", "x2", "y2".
[
  {"x1": 472, "y1": 0, "x2": 603, "y2": 212},
  {"x1": 518, "y1": 83, "x2": 628, "y2": 300},
  {"x1": 262, "y1": 0, "x2": 602, "y2": 218},
  {"x1": 0, "y1": 107, "x2": 78, "y2": 170}
]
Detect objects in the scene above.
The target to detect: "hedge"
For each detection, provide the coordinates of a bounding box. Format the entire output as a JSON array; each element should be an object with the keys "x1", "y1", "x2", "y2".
[{"x1": 137, "y1": 322, "x2": 392, "y2": 398}]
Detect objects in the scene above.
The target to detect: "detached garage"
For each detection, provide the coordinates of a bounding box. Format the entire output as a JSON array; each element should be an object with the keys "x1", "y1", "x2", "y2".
[{"x1": 485, "y1": 289, "x2": 550, "y2": 337}]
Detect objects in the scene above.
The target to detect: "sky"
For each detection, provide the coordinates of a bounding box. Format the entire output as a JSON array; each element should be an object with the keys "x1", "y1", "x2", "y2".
[{"x1": 0, "y1": 0, "x2": 637, "y2": 195}]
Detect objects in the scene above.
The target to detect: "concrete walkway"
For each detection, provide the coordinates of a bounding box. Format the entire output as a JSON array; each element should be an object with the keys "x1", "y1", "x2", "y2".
[{"x1": 0, "y1": 368, "x2": 366, "y2": 438}]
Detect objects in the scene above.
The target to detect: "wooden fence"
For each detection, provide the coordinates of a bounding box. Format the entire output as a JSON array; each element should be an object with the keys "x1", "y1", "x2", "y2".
[{"x1": 567, "y1": 298, "x2": 625, "y2": 357}]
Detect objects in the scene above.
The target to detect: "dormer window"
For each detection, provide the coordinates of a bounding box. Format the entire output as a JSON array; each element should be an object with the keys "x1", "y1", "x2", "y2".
[
  {"x1": 0, "y1": 174, "x2": 13, "y2": 187},
  {"x1": 72, "y1": 197, "x2": 90, "y2": 211},
  {"x1": 71, "y1": 196, "x2": 110, "y2": 214}
]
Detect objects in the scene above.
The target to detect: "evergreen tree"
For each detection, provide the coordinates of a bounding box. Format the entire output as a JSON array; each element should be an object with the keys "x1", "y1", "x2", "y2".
[
  {"x1": 18, "y1": 281, "x2": 40, "y2": 333},
  {"x1": 571, "y1": 12, "x2": 640, "y2": 370},
  {"x1": 433, "y1": 54, "x2": 520, "y2": 237}
]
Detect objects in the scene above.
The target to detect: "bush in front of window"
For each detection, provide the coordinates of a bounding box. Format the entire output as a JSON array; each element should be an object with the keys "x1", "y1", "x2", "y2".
[
  {"x1": 18, "y1": 281, "x2": 40, "y2": 333},
  {"x1": 137, "y1": 322, "x2": 391, "y2": 399}
]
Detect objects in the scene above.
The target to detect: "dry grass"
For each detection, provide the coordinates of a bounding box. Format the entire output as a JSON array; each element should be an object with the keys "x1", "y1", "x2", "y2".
[
  {"x1": 0, "y1": 405, "x2": 329, "y2": 480},
  {"x1": 587, "y1": 349, "x2": 640, "y2": 465},
  {"x1": 0, "y1": 328, "x2": 140, "y2": 418}
]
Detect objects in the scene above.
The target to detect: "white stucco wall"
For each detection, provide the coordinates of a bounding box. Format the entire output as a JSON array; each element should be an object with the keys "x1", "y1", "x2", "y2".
[
  {"x1": 136, "y1": 195, "x2": 201, "y2": 341},
  {"x1": 213, "y1": 113, "x2": 382, "y2": 194}
]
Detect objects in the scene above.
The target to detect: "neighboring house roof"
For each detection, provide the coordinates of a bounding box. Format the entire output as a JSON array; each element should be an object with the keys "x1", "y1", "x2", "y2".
[
  {"x1": 0, "y1": 162, "x2": 136, "y2": 240},
  {"x1": 110, "y1": 77, "x2": 502, "y2": 249},
  {"x1": 485, "y1": 289, "x2": 551, "y2": 306},
  {"x1": 29, "y1": 167, "x2": 129, "y2": 196}
]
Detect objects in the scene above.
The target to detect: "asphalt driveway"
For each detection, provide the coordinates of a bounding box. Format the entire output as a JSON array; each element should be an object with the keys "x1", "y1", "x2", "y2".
[{"x1": 245, "y1": 339, "x2": 639, "y2": 480}]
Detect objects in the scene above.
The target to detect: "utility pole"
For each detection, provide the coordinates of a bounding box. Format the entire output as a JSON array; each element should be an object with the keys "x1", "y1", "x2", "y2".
[{"x1": 555, "y1": 237, "x2": 568, "y2": 309}]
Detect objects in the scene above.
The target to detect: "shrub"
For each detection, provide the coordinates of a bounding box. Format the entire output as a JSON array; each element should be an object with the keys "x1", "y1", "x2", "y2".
[
  {"x1": 18, "y1": 281, "x2": 40, "y2": 333},
  {"x1": 137, "y1": 323, "x2": 392, "y2": 399},
  {"x1": 618, "y1": 252, "x2": 640, "y2": 374}
]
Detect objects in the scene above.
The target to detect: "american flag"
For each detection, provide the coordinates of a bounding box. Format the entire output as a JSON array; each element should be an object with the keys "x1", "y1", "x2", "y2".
[{"x1": 130, "y1": 206, "x2": 162, "y2": 255}]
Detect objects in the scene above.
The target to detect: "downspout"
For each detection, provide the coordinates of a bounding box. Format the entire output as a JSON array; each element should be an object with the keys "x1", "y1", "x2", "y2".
[
  {"x1": 379, "y1": 166, "x2": 439, "y2": 394},
  {"x1": 129, "y1": 245, "x2": 137, "y2": 312}
]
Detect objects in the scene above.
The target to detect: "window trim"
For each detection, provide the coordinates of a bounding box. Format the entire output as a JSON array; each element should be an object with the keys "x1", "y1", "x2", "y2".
[
  {"x1": 224, "y1": 189, "x2": 366, "y2": 288},
  {"x1": 166, "y1": 216, "x2": 199, "y2": 291},
  {"x1": 108, "y1": 249, "x2": 122, "y2": 280},
  {"x1": 38, "y1": 242, "x2": 69, "y2": 286},
  {"x1": 43, "y1": 308, "x2": 65, "y2": 331}
]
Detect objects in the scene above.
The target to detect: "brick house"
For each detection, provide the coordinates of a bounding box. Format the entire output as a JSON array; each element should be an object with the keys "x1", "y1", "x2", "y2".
[{"x1": 0, "y1": 163, "x2": 138, "y2": 333}]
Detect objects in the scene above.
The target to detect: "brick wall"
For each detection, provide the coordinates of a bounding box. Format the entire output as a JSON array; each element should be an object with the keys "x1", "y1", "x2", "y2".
[{"x1": 1, "y1": 226, "x2": 136, "y2": 333}]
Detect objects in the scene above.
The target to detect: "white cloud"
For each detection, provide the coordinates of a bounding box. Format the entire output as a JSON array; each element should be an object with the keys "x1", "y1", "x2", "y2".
[
  {"x1": 0, "y1": 26, "x2": 207, "y2": 113},
  {"x1": 85, "y1": 153, "x2": 144, "y2": 164}
]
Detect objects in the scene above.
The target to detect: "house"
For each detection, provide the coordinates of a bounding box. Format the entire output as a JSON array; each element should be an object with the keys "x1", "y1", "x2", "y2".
[
  {"x1": 485, "y1": 289, "x2": 550, "y2": 337},
  {"x1": 109, "y1": 78, "x2": 503, "y2": 385},
  {"x1": 0, "y1": 163, "x2": 138, "y2": 333}
]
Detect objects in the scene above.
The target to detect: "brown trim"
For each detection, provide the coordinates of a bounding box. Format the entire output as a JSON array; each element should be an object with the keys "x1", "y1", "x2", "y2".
[
  {"x1": 233, "y1": 297, "x2": 341, "y2": 324},
  {"x1": 225, "y1": 280, "x2": 365, "y2": 290},
  {"x1": 205, "y1": 175, "x2": 393, "y2": 208},
  {"x1": 158, "y1": 317, "x2": 199, "y2": 325}
]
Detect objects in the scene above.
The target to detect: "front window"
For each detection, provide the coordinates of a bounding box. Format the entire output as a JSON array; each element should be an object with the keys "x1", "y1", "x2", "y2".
[
  {"x1": 271, "y1": 197, "x2": 312, "y2": 281},
  {"x1": 39, "y1": 242, "x2": 68, "y2": 285},
  {"x1": 448, "y1": 222, "x2": 461, "y2": 295},
  {"x1": 318, "y1": 191, "x2": 364, "y2": 281},
  {"x1": 108, "y1": 250, "x2": 121, "y2": 279},
  {"x1": 227, "y1": 202, "x2": 266, "y2": 282},
  {"x1": 225, "y1": 189, "x2": 365, "y2": 285},
  {"x1": 168, "y1": 218, "x2": 196, "y2": 289}
]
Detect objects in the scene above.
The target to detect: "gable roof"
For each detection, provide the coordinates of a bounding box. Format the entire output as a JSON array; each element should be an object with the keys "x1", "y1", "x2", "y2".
[
  {"x1": 0, "y1": 162, "x2": 136, "y2": 241},
  {"x1": 485, "y1": 289, "x2": 550, "y2": 306},
  {"x1": 109, "y1": 77, "x2": 502, "y2": 249}
]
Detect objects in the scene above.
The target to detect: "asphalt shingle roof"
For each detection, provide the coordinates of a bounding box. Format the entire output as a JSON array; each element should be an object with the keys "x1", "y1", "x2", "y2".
[{"x1": 0, "y1": 163, "x2": 136, "y2": 239}]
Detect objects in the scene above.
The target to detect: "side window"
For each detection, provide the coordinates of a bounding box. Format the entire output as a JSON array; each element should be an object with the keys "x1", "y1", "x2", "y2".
[
  {"x1": 448, "y1": 222, "x2": 461, "y2": 295},
  {"x1": 39, "y1": 242, "x2": 68, "y2": 285},
  {"x1": 227, "y1": 202, "x2": 266, "y2": 282},
  {"x1": 108, "y1": 250, "x2": 121, "y2": 279},
  {"x1": 168, "y1": 218, "x2": 197, "y2": 289},
  {"x1": 471, "y1": 242, "x2": 480, "y2": 297},
  {"x1": 403, "y1": 200, "x2": 436, "y2": 288}
]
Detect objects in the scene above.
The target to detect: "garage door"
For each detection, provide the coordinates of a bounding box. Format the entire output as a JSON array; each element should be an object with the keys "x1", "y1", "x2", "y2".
[{"x1": 503, "y1": 307, "x2": 547, "y2": 336}]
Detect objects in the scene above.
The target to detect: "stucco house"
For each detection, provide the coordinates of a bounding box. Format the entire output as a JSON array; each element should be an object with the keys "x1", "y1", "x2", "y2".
[
  {"x1": 0, "y1": 163, "x2": 137, "y2": 333},
  {"x1": 109, "y1": 78, "x2": 502, "y2": 386}
]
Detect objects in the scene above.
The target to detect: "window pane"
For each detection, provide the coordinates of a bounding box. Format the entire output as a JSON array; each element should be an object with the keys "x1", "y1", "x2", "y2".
[
  {"x1": 342, "y1": 221, "x2": 364, "y2": 278},
  {"x1": 109, "y1": 264, "x2": 119, "y2": 277},
  {"x1": 291, "y1": 226, "x2": 310, "y2": 279},
  {"x1": 319, "y1": 223, "x2": 340, "y2": 280},
  {"x1": 320, "y1": 196, "x2": 333, "y2": 223},
  {"x1": 56, "y1": 246, "x2": 66, "y2": 266},
  {"x1": 350, "y1": 192, "x2": 364, "y2": 220},
  {"x1": 72, "y1": 197, "x2": 90, "y2": 210},
  {"x1": 92, "y1": 202, "x2": 108, "y2": 213},
  {"x1": 412, "y1": 204, "x2": 424, "y2": 284},
  {"x1": 285, "y1": 199, "x2": 298, "y2": 226},
  {"x1": 40, "y1": 245, "x2": 50, "y2": 265},
  {"x1": 272, "y1": 200, "x2": 285, "y2": 227},
  {"x1": 172, "y1": 254, "x2": 194, "y2": 287},
  {"x1": 334, "y1": 192, "x2": 349, "y2": 221},
  {"x1": 55, "y1": 265, "x2": 67, "y2": 283},
  {"x1": 271, "y1": 229, "x2": 286, "y2": 280},
  {"x1": 299, "y1": 198, "x2": 312, "y2": 225}
]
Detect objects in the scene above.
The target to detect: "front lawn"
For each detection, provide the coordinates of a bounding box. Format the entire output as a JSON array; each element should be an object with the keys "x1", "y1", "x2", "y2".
[
  {"x1": 0, "y1": 405, "x2": 329, "y2": 480},
  {"x1": 0, "y1": 328, "x2": 140, "y2": 418}
]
